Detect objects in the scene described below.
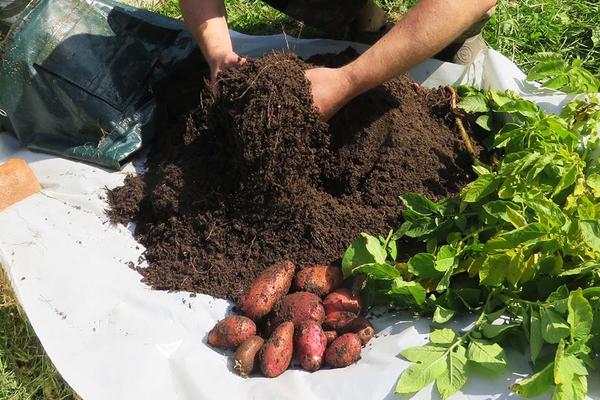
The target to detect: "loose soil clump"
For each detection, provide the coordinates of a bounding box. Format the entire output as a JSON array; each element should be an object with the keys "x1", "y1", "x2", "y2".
[{"x1": 107, "y1": 50, "x2": 476, "y2": 300}]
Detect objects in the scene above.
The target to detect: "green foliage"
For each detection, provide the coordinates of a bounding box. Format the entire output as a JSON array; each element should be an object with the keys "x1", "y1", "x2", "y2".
[
  {"x1": 485, "y1": 0, "x2": 600, "y2": 74},
  {"x1": 224, "y1": 0, "x2": 312, "y2": 37},
  {"x1": 342, "y1": 233, "x2": 388, "y2": 278},
  {"x1": 512, "y1": 362, "x2": 554, "y2": 397},
  {"x1": 396, "y1": 333, "x2": 468, "y2": 399},
  {"x1": 343, "y1": 90, "x2": 600, "y2": 399},
  {"x1": 395, "y1": 315, "x2": 510, "y2": 399},
  {"x1": 527, "y1": 54, "x2": 600, "y2": 93},
  {"x1": 140, "y1": 0, "x2": 182, "y2": 18}
]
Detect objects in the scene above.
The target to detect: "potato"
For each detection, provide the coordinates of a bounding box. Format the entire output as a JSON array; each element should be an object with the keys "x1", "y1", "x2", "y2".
[
  {"x1": 341, "y1": 316, "x2": 375, "y2": 345},
  {"x1": 294, "y1": 264, "x2": 343, "y2": 297},
  {"x1": 207, "y1": 315, "x2": 257, "y2": 349},
  {"x1": 273, "y1": 292, "x2": 325, "y2": 327},
  {"x1": 233, "y1": 336, "x2": 264, "y2": 377},
  {"x1": 239, "y1": 260, "x2": 295, "y2": 321},
  {"x1": 259, "y1": 321, "x2": 294, "y2": 378},
  {"x1": 325, "y1": 333, "x2": 362, "y2": 368},
  {"x1": 323, "y1": 311, "x2": 357, "y2": 332},
  {"x1": 324, "y1": 330, "x2": 338, "y2": 346},
  {"x1": 295, "y1": 320, "x2": 327, "y2": 372},
  {"x1": 323, "y1": 288, "x2": 364, "y2": 315}
]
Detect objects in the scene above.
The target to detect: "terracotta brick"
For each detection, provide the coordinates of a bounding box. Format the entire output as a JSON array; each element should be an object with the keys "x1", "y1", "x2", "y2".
[{"x1": 0, "y1": 159, "x2": 41, "y2": 212}]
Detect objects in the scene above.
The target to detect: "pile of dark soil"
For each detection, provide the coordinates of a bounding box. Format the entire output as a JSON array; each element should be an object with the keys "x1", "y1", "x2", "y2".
[{"x1": 107, "y1": 50, "x2": 476, "y2": 300}]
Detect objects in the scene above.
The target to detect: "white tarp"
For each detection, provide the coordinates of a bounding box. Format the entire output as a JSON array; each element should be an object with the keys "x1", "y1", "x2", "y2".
[{"x1": 0, "y1": 32, "x2": 598, "y2": 400}]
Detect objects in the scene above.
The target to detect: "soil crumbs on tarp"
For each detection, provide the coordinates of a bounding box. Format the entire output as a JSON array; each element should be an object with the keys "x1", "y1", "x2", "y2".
[{"x1": 107, "y1": 50, "x2": 476, "y2": 300}]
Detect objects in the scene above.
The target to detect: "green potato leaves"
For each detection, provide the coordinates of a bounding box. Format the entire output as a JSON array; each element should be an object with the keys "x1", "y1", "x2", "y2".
[{"x1": 342, "y1": 74, "x2": 600, "y2": 399}]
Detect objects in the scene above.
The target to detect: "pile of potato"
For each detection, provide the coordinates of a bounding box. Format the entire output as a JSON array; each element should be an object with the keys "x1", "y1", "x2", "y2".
[{"x1": 207, "y1": 260, "x2": 374, "y2": 378}]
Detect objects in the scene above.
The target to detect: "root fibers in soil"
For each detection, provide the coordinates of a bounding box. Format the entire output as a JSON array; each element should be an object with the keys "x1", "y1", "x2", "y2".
[{"x1": 107, "y1": 50, "x2": 476, "y2": 300}]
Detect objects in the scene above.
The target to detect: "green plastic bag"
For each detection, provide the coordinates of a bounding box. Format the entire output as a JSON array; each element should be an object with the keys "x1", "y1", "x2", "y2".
[
  {"x1": 0, "y1": 0, "x2": 28, "y2": 32},
  {"x1": 0, "y1": 0, "x2": 197, "y2": 169}
]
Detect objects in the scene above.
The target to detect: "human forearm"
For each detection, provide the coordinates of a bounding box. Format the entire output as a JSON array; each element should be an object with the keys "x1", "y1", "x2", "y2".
[
  {"x1": 180, "y1": 0, "x2": 232, "y2": 72},
  {"x1": 342, "y1": 0, "x2": 497, "y2": 98}
]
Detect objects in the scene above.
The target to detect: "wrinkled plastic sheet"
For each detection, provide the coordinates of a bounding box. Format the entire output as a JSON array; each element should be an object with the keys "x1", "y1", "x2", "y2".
[{"x1": 1, "y1": 32, "x2": 598, "y2": 400}]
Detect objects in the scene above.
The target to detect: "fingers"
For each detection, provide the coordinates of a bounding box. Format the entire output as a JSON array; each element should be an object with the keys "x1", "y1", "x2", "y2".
[
  {"x1": 210, "y1": 54, "x2": 247, "y2": 96},
  {"x1": 222, "y1": 56, "x2": 246, "y2": 70}
]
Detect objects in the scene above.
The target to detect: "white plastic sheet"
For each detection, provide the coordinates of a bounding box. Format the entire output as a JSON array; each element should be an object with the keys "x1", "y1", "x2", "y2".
[{"x1": 0, "y1": 32, "x2": 598, "y2": 400}]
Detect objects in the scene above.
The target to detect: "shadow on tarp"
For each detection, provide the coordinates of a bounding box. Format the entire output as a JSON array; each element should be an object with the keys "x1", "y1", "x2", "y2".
[{"x1": 0, "y1": 0, "x2": 200, "y2": 170}]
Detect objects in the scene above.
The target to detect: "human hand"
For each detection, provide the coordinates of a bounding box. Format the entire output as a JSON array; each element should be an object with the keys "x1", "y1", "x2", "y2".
[
  {"x1": 305, "y1": 67, "x2": 354, "y2": 121},
  {"x1": 210, "y1": 51, "x2": 246, "y2": 93}
]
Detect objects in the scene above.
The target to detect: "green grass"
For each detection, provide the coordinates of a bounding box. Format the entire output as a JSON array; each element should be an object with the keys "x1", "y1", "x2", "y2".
[
  {"x1": 225, "y1": 0, "x2": 300, "y2": 36},
  {"x1": 1, "y1": 0, "x2": 598, "y2": 399},
  {"x1": 485, "y1": 0, "x2": 600, "y2": 73}
]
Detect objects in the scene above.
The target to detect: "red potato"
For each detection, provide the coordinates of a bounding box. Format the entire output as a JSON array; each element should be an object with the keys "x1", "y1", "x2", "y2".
[
  {"x1": 207, "y1": 315, "x2": 256, "y2": 349},
  {"x1": 323, "y1": 288, "x2": 364, "y2": 315},
  {"x1": 324, "y1": 330, "x2": 338, "y2": 346},
  {"x1": 294, "y1": 264, "x2": 343, "y2": 297},
  {"x1": 273, "y1": 292, "x2": 325, "y2": 327},
  {"x1": 234, "y1": 336, "x2": 264, "y2": 377},
  {"x1": 259, "y1": 321, "x2": 294, "y2": 378},
  {"x1": 341, "y1": 316, "x2": 375, "y2": 345},
  {"x1": 239, "y1": 260, "x2": 295, "y2": 321},
  {"x1": 295, "y1": 320, "x2": 328, "y2": 371},
  {"x1": 323, "y1": 311, "x2": 357, "y2": 332},
  {"x1": 325, "y1": 333, "x2": 362, "y2": 368}
]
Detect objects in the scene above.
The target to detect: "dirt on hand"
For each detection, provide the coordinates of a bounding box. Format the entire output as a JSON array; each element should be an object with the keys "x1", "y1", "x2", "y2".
[{"x1": 107, "y1": 49, "x2": 476, "y2": 301}]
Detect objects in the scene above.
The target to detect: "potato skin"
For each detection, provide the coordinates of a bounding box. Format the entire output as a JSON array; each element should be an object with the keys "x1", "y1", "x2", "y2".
[
  {"x1": 259, "y1": 321, "x2": 294, "y2": 378},
  {"x1": 239, "y1": 260, "x2": 295, "y2": 321},
  {"x1": 234, "y1": 336, "x2": 264, "y2": 377},
  {"x1": 323, "y1": 288, "x2": 364, "y2": 315},
  {"x1": 341, "y1": 317, "x2": 375, "y2": 345},
  {"x1": 207, "y1": 316, "x2": 257, "y2": 349},
  {"x1": 323, "y1": 311, "x2": 357, "y2": 332},
  {"x1": 295, "y1": 320, "x2": 327, "y2": 371},
  {"x1": 273, "y1": 292, "x2": 325, "y2": 327},
  {"x1": 324, "y1": 330, "x2": 338, "y2": 346},
  {"x1": 325, "y1": 333, "x2": 362, "y2": 368},
  {"x1": 294, "y1": 264, "x2": 343, "y2": 297}
]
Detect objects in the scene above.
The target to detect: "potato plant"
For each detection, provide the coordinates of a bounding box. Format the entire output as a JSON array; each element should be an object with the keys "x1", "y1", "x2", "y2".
[{"x1": 343, "y1": 88, "x2": 600, "y2": 399}]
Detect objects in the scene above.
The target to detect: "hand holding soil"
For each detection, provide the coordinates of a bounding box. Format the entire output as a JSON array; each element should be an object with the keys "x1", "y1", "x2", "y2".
[
  {"x1": 210, "y1": 50, "x2": 246, "y2": 92},
  {"x1": 305, "y1": 67, "x2": 354, "y2": 121}
]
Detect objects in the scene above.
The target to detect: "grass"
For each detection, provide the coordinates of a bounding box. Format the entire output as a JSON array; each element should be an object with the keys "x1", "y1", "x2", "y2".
[
  {"x1": 485, "y1": 0, "x2": 600, "y2": 73},
  {"x1": 1, "y1": 0, "x2": 598, "y2": 399}
]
